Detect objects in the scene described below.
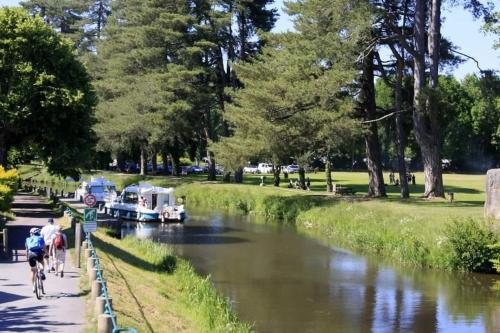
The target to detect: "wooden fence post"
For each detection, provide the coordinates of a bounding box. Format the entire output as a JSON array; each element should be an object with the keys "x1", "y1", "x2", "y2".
[
  {"x1": 2, "y1": 228, "x2": 8, "y2": 258},
  {"x1": 75, "y1": 222, "x2": 81, "y2": 268}
]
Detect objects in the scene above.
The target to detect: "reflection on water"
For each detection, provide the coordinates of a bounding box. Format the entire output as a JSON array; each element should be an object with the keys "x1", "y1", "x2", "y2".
[{"x1": 121, "y1": 211, "x2": 500, "y2": 333}]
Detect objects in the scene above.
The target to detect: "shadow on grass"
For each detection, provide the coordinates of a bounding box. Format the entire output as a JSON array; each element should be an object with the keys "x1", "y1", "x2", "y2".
[{"x1": 92, "y1": 236, "x2": 160, "y2": 272}]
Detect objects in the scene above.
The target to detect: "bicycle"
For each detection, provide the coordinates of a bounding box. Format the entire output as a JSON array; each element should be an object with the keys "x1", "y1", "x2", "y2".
[{"x1": 34, "y1": 262, "x2": 45, "y2": 300}]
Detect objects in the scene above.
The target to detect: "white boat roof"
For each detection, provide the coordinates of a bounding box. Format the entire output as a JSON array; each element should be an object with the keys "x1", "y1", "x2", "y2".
[
  {"x1": 123, "y1": 183, "x2": 174, "y2": 195},
  {"x1": 82, "y1": 177, "x2": 115, "y2": 186}
]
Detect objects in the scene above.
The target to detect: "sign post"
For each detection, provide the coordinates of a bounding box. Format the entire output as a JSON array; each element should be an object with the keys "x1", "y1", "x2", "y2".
[{"x1": 83, "y1": 208, "x2": 97, "y2": 233}]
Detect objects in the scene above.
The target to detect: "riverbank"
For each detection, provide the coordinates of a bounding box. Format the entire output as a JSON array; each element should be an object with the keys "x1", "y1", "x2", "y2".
[
  {"x1": 19, "y1": 165, "x2": 498, "y2": 272},
  {"x1": 84, "y1": 230, "x2": 251, "y2": 332},
  {"x1": 174, "y1": 181, "x2": 498, "y2": 272},
  {"x1": 48, "y1": 193, "x2": 252, "y2": 332}
]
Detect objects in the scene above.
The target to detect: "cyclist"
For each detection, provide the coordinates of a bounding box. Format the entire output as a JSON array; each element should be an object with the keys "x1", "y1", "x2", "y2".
[
  {"x1": 40, "y1": 218, "x2": 56, "y2": 272},
  {"x1": 25, "y1": 227, "x2": 46, "y2": 292}
]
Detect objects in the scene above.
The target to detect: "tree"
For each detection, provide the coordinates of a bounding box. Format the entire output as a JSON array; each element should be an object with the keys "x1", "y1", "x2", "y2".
[
  {"x1": 94, "y1": 0, "x2": 212, "y2": 176},
  {"x1": 0, "y1": 7, "x2": 96, "y2": 178},
  {"x1": 21, "y1": 0, "x2": 89, "y2": 46}
]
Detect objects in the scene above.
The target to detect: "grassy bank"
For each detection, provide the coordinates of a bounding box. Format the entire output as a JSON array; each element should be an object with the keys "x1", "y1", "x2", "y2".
[
  {"x1": 89, "y1": 232, "x2": 251, "y2": 332},
  {"x1": 51, "y1": 206, "x2": 250, "y2": 332},
  {"x1": 175, "y1": 178, "x2": 498, "y2": 272},
  {"x1": 20, "y1": 165, "x2": 497, "y2": 272}
]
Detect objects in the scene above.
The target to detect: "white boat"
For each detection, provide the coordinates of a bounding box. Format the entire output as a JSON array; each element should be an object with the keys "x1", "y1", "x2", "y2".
[
  {"x1": 104, "y1": 183, "x2": 186, "y2": 222},
  {"x1": 75, "y1": 177, "x2": 117, "y2": 204}
]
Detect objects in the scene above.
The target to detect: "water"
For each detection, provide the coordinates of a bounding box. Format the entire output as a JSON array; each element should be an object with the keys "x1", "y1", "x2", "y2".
[{"x1": 121, "y1": 210, "x2": 500, "y2": 333}]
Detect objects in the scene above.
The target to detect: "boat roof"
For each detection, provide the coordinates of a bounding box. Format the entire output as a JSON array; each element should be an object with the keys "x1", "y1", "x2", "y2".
[
  {"x1": 82, "y1": 177, "x2": 115, "y2": 186},
  {"x1": 122, "y1": 183, "x2": 174, "y2": 195}
]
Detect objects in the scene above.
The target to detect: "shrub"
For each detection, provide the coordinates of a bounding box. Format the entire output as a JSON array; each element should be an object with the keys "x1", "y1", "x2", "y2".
[
  {"x1": 443, "y1": 219, "x2": 499, "y2": 273},
  {"x1": 0, "y1": 167, "x2": 18, "y2": 212}
]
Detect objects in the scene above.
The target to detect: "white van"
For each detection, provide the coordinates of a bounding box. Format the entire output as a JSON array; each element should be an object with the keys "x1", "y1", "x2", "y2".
[
  {"x1": 75, "y1": 177, "x2": 117, "y2": 204},
  {"x1": 257, "y1": 163, "x2": 273, "y2": 174}
]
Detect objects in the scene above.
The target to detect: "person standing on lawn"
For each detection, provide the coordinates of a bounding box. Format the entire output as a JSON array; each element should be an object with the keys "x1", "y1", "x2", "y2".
[{"x1": 49, "y1": 225, "x2": 68, "y2": 277}]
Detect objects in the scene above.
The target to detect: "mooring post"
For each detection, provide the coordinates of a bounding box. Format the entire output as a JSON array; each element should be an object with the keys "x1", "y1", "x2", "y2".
[
  {"x1": 75, "y1": 222, "x2": 81, "y2": 268},
  {"x1": 91, "y1": 279, "x2": 104, "y2": 300},
  {"x1": 87, "y1": 256, "x2": 96, "y2": 274},
  {"x1": 95, "y1": 296, "x2": 113, "y2": 317},
  {"x1": 2, "y1": 228, "x2": 8, "y2": 258},
  {"x1": 97, "y1": 313, "x2": 114, "y2": 333}
]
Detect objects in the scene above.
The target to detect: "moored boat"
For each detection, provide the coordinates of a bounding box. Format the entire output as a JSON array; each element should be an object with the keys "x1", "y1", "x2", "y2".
[{"x1": 104, "y1": 183, "x2": 186, "y2": 222}]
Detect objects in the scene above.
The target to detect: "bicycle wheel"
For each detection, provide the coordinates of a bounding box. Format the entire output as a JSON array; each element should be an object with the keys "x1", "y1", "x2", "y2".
[
  {"x1": 40, "y1": 273, "x2": 45, "y2": 295},
  {"x1": 35, "y1": 275, "x2": 42, "y2": 300}
]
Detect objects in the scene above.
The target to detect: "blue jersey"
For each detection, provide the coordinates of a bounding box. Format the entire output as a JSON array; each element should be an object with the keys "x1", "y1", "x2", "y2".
[{"x1": 26, "y1": 235, "x2": 45, "y2": 254}]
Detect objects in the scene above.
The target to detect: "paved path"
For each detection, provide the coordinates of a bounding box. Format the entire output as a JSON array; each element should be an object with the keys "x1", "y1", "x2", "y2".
[{"x1": 0, "y1": 193, "x2": 86, "y2": 333}]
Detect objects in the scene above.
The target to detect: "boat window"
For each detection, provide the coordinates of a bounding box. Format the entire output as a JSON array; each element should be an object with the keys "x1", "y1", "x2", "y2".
[
  {"x1": 90, "y1": 186, "x2": 105, "y2": 193},
  {"x1": 123, "y1": 192, "x2": 138, "y2": 204},
  {"x1": 103, "y1": 185, "x2": 115, "y2": 193},
  {"x1": 152, "y1": 194, "x2": 157, "y2": 209}
]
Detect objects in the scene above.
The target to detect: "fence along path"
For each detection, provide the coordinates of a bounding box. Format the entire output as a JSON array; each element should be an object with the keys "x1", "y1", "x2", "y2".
[{"x1": 0, "y1": 192, "x2": 86, "y2": 333}]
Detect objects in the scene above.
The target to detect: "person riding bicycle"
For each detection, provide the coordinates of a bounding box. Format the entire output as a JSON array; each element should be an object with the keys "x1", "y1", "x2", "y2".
[{"x1": 25, "y1": 227, "x2": 46, "y2": 292}]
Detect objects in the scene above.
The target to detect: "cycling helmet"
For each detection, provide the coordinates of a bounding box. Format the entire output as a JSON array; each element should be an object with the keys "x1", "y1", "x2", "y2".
[{"x1": 30, "y1": 227, "x2": 41, "y2": 235}]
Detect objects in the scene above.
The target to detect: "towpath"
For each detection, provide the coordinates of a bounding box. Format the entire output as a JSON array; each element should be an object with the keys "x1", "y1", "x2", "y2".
[{"x1": 0, "y1": 192, "x2": 86, "y2": 333}]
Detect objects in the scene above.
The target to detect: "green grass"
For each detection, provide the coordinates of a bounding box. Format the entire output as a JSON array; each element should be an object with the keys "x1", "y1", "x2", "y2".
[
  {"x1": 89, "y1": 231, "x2": 251, "y2": 333},
  {"x1": 19, "y1": 164, "x2": 496, "y2": 271}
]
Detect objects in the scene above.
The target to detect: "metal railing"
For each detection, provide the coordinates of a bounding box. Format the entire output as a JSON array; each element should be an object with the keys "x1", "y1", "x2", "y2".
[{"x1": 86, "y1": 232, "x2": 138, "y2": 333}]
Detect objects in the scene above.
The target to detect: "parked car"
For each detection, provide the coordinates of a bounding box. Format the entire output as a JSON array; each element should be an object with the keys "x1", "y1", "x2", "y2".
[
  {"x1": 191, "y1": 165, "x2": 205, "y2": 173},
  {"x1": 285, "y1": 164, "x2": 299, "y2": 173},
  {"x1": 257, "y1": 163, "x2": 273, "y2": 174},
  {"x1": 243, "y1": 165, "x2": 259, "y2": 173}
]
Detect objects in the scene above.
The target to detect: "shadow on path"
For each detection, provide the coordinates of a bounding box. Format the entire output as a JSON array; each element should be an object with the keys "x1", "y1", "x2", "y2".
[{"x1": 0, "y1": 305, "x2": 82, "y2": 332}]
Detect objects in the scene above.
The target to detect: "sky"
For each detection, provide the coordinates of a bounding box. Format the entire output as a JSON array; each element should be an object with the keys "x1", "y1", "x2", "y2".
[{"x1": 1, "y1": 0, "x2": 498, "y2": 79}]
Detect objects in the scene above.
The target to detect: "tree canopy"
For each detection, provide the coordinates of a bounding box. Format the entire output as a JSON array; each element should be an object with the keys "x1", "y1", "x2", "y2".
[{"x1": 0, "y1": 7, "x2": 96, "y2": 178}]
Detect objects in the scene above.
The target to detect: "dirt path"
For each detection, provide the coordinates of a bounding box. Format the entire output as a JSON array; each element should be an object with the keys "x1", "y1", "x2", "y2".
[{"x1": 0, "y1": 193, "x2": 86, "y2": 333}]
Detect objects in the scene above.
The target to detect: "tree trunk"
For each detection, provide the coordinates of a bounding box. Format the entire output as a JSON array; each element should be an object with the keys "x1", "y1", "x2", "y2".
[
  {"x1": 223, "y1": 172, "x2": 231, "y2": 182},
  {"x1": 140, "y1": 146, "x2": 147, "y2": 176},
  {"x1": 116, "y1": 152, "x2": 126, "y2": 172},
  {"x1": 234, "y1": 167, "x2": 243, "y2": 183},
  {"x1": 207, "y1": 152, "x2": 216, "y2": 181},
  {"x1": 361, "y1": 51, "x2": 386, "y2": 197},
  {"x1": 395, "y1": 56, "x2": 409, "y2": 198},
  {"x1": 298, "y1": 167, "x2": 306, "y2": 190},
  {"x1": 0, "y1": 131, "x2": 6, "y2": 167},
  {"x1": 151, "y1": 151, "x2": 157, "y2": 176},
  {"x1": 161, "y1": 150, "x2": 169, "y2": 176},
  {"x1": 325, "y1": 160, "x2": 333, "y2": 192},
  {"x1": 238, "y1": 10, "x2": 248, "y2": 61},
  {"x1": 170, "y1": 138, "x2": 181, "y2": 177},
  {"x1": 170, "y1": 153, "x2": 180, "y2": 177},
  {"x1": 273, "y1": 165, "x2": 281, "y2": 187},
  {"x1": 413, "y1": 0, "x2": 445, "y2": 198}
]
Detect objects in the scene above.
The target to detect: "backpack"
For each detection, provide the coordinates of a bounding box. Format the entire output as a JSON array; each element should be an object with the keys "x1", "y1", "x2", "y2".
[
  {"x1": 27, "y1": 236, "x2": 44, "y2": 253},
  {"x1": 54, "y1": 233, "x2": 64, "y2": 249}
]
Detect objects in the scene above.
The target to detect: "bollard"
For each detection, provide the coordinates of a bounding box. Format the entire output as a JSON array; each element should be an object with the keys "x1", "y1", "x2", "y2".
[
  {"x1": 89, "y1": 267, "x2": 102, "y2": 281},
  {"x1": 87, "y1": 256, "x2": 96, "y2": 273},
  {"x1": 75, "y1": 222, "x2": 81, "y2": 268},
  {"x1": 2, "y1": 228, "x2": 8, "y2": 258},
  {"x1": 95, "y1": 296, "x2": 112, "y2": 317},
  {"x1": 91, "y1": 279, "x2": 104, "y2": 300},
  {"x1": 84, "y1": 248, "x2": 92, "y2": 258},
  {"x1": 97, "y1": 313, "x2": 114, "y2": 333}
]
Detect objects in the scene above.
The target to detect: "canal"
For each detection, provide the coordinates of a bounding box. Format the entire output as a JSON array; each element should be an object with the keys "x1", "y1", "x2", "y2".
[{"x1": 121, "y1": 210, "x2": 500, "y2": 333}]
